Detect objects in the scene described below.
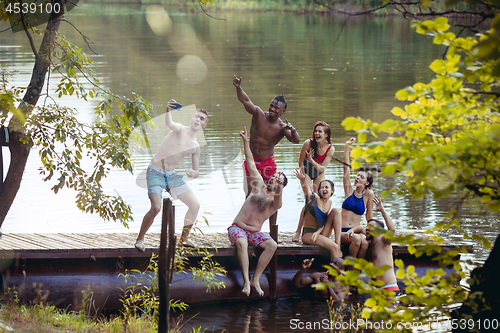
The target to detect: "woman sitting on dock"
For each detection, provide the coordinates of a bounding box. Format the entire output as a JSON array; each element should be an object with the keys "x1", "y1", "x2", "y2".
[
  {"x1": 341, "y1": 138, "x2": 374, "y2": 259},
  {"x1": 293, "y1": 168, "x2": 342, "y2": 262},
  {"x1": 292, "y1": 121, "x2": 335, "y2": 242}
]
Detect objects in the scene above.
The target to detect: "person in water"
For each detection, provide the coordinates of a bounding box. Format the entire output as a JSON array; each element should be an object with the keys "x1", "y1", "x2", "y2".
[
  {"x1": 292, "y1": 121, "x2": 335, "y2": 242},
  {"x1": 233, "y1": 75, "x2": 300, "y2": 227},
  {"x1": 292, "y1": 258, "x2": 348, "y2": 301},
  {"x1": 228, "y1": 126, "x2": 287, "y2": 297},
  {"x1": 366, "y1": 196, "x2": 399, "y2": 296},
  {"x1": 293, "y1": 168, "x2": 342, "y2": 262},
  {"x1": 135, "y1": 99, "x2": 208, "y2": 251},
  {"x1": 341, "y1": 138, "x2": 374, "y2": 259}
]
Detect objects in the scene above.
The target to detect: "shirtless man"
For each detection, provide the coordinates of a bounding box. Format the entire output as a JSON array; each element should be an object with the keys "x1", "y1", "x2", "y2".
[
  {"x1": 233, "y1": 75, "x2": 300, "y2": 226},
  {"x1": 292, "y1": 258, "x2": 348, "y2": 301},
  {"x1": 228, "y1": 126, "x2": 287, "y2": 297},
  {"x1": 365, "y1": 196, "x2": 399, "y2": 296},
  {"x1": 135, "y1": 99, "x2": 208, "y2": 251}
]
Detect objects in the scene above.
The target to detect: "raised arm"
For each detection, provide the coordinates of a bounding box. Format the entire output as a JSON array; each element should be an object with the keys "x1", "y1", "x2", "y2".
[
  {"x1": 240, "y1": 126, "x2": 265, "y2": 190},
  {"x1": 233, "y1": 75, "x2": 259, "y2": 115},
  {"x1": 292, "y1": 258, "x2": 315, "y2": 289},
  {"x1": 293, "y1": 168, "x2": 312, "y2": 199},
  {"x1": 343, "y1": 138, "x2": 356, "y2": 197},
  {"x1": 165, "y1": 99, "x2": 184, "y2": 132},
  {"x1": 364, "y1": 189, "x2": 374, "y2": 222},
  {"x1": 281, "y1": 119, "x2": 300, "y2": 144},
  {"x1": 373, "y1": 196, "x2": 395, "y2": 232}
]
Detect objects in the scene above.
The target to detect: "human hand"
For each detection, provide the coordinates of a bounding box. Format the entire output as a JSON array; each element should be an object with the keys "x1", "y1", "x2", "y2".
[
  {"x1": 305, "y1": 148, "x2": 315, "y2": 161},
  {"x1": 302, "y1": 258, "x2": 314, "y2": 269},
  {"x1": 345, "y1": 137, "x2": 356, "y2": 146},
  {"x1": 239, "y1": 126, "x2": 248, "y2": 142},
  {"x1": 280, "y1": 119, "x2": 295, "y2": 131},
  {"x1": 311, "y1": 231, "x2": 320, "y2": 242},
  {"x1": 233, "y1": 75, "x2": 242, "y2": 88},
  {"x1": 319, "y1": 273, "x2": 329, "y2": 283},
  {"x1": 346, "y1": 229, "x2": 354, "y2": 240},
  {"x1": 373, "y1": 196, "x2": 384, "y2": 212},
  {"x1": 166, "y1": 99, "x2": 177, "y2": 112},
  {"x1": 293, "y1": 168, "x2": 306, "y2": 181},
  {"x1": 185, "y1": 169, "x2": 199, "y2": 178}
]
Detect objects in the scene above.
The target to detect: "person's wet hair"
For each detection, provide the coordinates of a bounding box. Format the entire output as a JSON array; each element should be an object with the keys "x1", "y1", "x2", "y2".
[
  {"x1": 317, "y1": 179, "x2": 334, "y2": 197},
  {"x1": 197, "y1": 108, "x2": 209, "y2": 123},
  {"x1": 274, "y1": 94, "x2": 287, "y2": 110},
  {"x1": 280, "y1": 172, "x2": 288, "y2": 187},
  {"x1": 310, "y1": 122, "x2": 331, "y2": 159},
  {"x1": 368, "y1": 218, "x2": 385, "y2": 229}
]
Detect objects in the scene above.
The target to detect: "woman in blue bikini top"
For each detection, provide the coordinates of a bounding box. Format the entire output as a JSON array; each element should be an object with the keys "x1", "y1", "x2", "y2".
[
  {"x1": 340, "y1": 138, "x2": 374, "y2": 259},
  {"x1": 293, "y1": 169, "x2": 343, "y2": 262}
]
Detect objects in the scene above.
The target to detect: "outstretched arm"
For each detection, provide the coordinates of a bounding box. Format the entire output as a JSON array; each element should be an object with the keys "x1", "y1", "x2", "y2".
[
  {"x1": 165, "y1": 99, "x2": 184, "y2": 132},
  {"x1": 293, "y1": 168, "x2": 312, "y2": 199},
  {"x1": 292, "y1": 258, "x2": 315, "y2": 289},
  {"x1": 233, "y1": 75, "x2": 259, "y2": 116},
  {"x1": 343, "y1": 138, "x2": 356, "y2": 197},
  {"x1": 240, "y1": 126, "x2": 265, "y2": 191},
  {"x1": 373, "y1": 196, "x2": 395, "y2": 232}
]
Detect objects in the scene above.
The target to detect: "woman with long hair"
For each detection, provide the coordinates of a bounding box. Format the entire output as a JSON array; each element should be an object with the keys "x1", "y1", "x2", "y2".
[
  {"x1": 292, "y1": 121, "x2": 336, "y2": 242},
  {"x1": 293, "y1": 168, "x2": 342, "y2": 262},
  {"x1": 340, "y1": 138, "x2": 374, "y2": 259}
]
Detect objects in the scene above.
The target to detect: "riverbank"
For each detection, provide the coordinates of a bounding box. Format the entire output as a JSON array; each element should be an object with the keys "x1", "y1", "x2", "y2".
[{"x1": 80, "y1": 0, "x2": 441, "y2": 15}]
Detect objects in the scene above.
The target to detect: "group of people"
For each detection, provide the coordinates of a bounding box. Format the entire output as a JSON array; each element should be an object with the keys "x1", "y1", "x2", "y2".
[{"x1": 133, "y1": 75, "x2": 399, "y2": 299}]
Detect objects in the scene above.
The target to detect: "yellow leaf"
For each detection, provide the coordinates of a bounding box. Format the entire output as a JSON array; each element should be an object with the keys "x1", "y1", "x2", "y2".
[{"x1": 396, "y1": 269, "x2": 405, "y2": 279}]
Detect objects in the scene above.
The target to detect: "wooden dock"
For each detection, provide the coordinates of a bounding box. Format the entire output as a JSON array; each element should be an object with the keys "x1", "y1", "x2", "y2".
[
  {"x1": 0, "y1": 230, "x2": 472, "y2": 260},
  {"x1": 0, "y1": 230, "x2": 472, "y2": 309}
]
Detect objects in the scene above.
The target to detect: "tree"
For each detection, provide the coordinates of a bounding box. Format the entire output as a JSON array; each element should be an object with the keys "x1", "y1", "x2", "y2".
[
  {"x1": 330, "y1": 2, "x2": 500, "y2": 331},
  {"x1": 0, "y1": 0, "x2": 152, "y2": 227}
]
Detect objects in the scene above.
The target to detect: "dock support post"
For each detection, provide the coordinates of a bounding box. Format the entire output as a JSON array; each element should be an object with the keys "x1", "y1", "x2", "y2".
[
  {"x1": 269, "y1": 223, "x2": 278, "y2": 299},
  {"x1": 158, "y1": 199, "x2": 176, "y2": 333},
  {"x1": 0, "y1": 125, "x2": 10, "y2": 196}
]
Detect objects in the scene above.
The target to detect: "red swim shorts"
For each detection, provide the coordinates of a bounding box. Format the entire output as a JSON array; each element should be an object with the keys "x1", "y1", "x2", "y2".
[
  {"x1": 227, "y1": 223, "x2": 273, "y2": 247},
  {"x1": 242, "y1": 155, "x2": 277, "y2": 181}
]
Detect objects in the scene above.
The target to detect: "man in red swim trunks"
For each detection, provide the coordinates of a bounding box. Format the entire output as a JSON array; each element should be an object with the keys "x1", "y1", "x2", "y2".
[{"x1": 233, "y1": 75, "x2": 300, "y2": 226}]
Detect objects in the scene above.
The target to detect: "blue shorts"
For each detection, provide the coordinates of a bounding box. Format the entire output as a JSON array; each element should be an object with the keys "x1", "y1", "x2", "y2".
[{"x1": 146, "y1": 164, "x2": 191, "y2": 198}]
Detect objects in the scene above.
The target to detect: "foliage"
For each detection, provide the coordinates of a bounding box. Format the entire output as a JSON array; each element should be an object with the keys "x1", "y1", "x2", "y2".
[
  {"x1": 119, "y1": 238, "x2": 227, "y2": 325},
  {"x1": 0, "y1": 14, "x2": 153, "y2": 226},
  {"x1": 335, "y1": 14, "x2": 499, "y2": 331},
  {"x1": 327, "y1": 298, "x2": 363, "y2": 332}
]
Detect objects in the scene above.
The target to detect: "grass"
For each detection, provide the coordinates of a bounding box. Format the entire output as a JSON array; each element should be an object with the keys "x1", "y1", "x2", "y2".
[{"x1": 0, "y1": 302, "x2": 205, "y2": 333}]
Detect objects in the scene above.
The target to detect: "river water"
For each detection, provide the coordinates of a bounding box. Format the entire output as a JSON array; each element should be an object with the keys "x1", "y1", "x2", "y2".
[{"x1": 1, "y1": 4, "x2": 499, "y2": 332}]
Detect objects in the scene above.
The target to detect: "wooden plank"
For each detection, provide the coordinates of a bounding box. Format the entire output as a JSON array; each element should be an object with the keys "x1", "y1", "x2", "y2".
[{"x1": 5, "y1": 234, "x2": 52, "y2": 250}]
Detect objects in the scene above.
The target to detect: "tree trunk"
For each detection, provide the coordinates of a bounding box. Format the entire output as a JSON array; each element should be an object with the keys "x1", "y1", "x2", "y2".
[
  {"x1": 0, "y1": 1, "x2": 66, "y2": 227},
  {"x1": 452, "y1": 233, "x2": 500, "y2": 332}
]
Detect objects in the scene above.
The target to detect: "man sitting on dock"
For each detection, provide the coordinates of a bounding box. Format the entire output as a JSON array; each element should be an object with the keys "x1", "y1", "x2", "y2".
[
  {"x1": 366, "y1": 196, "x2": 399, "y2": 296},
  {"x1": 228, "y1": 126, "x2": 287, "y2": 297},
  {"x1": 135, "y1": 99, "x2": 209, "y2": 251}
]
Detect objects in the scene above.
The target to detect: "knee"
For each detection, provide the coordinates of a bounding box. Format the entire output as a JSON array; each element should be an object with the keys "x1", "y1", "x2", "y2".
[
  {"x1": 350, "y1": 235, "x2": 361, "y2": 247},
  {"x1": 150, "y1": 204, "x2": 161, "y2": 216},
  {"x1": 264, "y1": 239, "x2": 278, "y2": 253},
  {"x1": 360, "y1": 238, "x2": 369, "y2": 250},
  {"x1": 188, "y1": 200, "x2": 201, "y2": 213},
  {"x1": 235, "y1": 238, "x2": 248, "y2": 251}
]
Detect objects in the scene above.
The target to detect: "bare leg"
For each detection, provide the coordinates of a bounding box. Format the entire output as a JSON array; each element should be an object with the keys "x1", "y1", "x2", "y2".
[
  {"x1": 322, "y1": 208, "x2": 342, "y2": 248},
  {"x1": 347, "y1": 233, "x2": 362, "y2": 258},
  {"x1": 357, "y1": 234, "x2": 369, "y2": 259},
  {"x1": 137, "y1": 193, "x2": 162, "y2": 241},
  {"x1": 251, "y1": 239, "x2": 277, "y2": 297},
  {"x1": 292, "y1": 207, "x2": 305, "y2": 242},
  {"x1": 176, "y1": 190, "x2": 201, "y2": 243},
  {"x1": 235, "y1": 238, "x2": 251, "y2": 296},
  {"x1": 302, "y1": 233, "x2": 342, "y2": 261}
]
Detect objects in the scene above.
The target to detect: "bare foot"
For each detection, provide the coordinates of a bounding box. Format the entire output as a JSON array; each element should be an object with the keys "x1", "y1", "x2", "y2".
[
  {"x1": 242, "y1": 283, "x2": 251, "y2": 296},
  {"x1": 250, "y1": 278, "x2": 264, "y2": 297},
  {"x1": 292, "y1": 232, "x2": 301, "y2": 242}
]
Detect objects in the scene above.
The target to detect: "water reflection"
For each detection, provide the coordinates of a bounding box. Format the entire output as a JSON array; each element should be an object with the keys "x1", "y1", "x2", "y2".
[{"x1": 0, "y1": 5, "x2": 498, "y2": 262}]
